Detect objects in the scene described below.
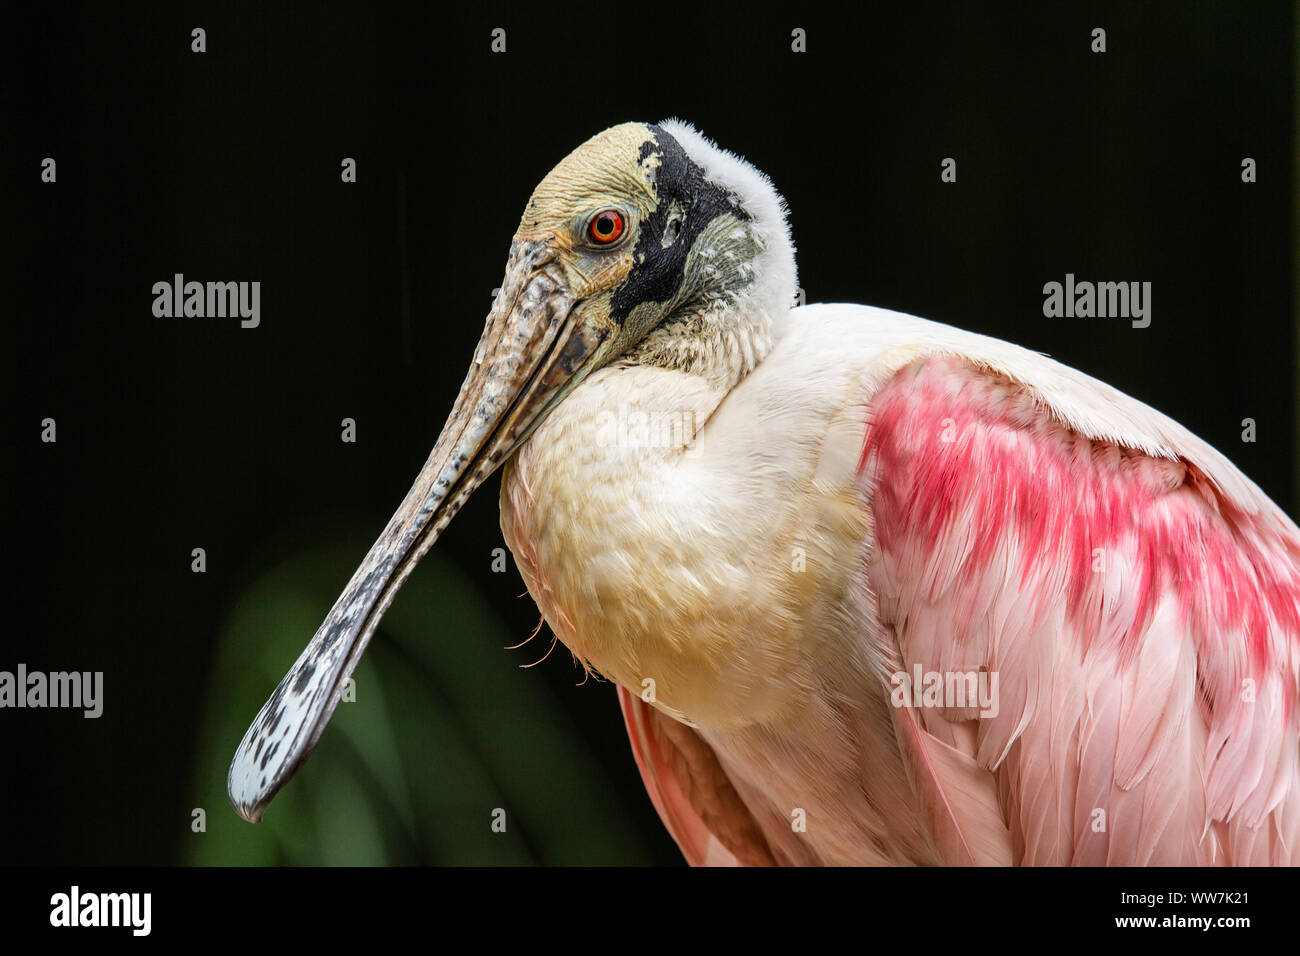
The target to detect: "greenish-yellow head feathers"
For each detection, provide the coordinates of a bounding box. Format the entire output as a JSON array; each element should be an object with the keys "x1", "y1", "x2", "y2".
[{"x1": 515, "y1": 120, "x2": 797, "y2": 359}]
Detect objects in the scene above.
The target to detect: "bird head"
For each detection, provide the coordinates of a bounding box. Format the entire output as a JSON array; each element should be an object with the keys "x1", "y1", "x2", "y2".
[
  {"x1": 510, "y1": 120, "x2": 795, "y2": 374},
  {"x1": 227, "y1": 120, "x2": 795, "y2": 822}
]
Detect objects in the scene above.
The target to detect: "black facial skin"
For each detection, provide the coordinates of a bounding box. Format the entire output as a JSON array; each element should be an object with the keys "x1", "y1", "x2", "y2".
[{"x1": 609, "y1": 125, "x2": 751, "y2": 324}]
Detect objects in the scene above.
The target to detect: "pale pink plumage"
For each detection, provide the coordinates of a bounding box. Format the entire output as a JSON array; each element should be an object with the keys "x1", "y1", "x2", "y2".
[{"x1": 618, "y1": 350, "x2": 1300, "y2": 865}]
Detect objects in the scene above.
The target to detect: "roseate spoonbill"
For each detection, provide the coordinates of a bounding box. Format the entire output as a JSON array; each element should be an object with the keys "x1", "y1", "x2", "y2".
[{"x1": 228, "y1": 120, "x2": 1300, "y2": 865}]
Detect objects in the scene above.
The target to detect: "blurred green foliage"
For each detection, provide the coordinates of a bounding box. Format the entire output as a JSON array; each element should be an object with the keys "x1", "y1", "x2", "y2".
[{"x1": 186, "y1": 522, "x2": 656, "y2": 864}]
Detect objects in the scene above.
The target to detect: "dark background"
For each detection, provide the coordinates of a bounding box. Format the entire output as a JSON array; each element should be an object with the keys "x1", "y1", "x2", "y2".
[{"x1": 6, "y1": 2, "x2": 1296, "y2": 864}]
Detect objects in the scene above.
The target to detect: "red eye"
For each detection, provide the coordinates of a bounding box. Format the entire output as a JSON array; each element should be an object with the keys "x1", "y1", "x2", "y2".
[{"x1": 587, "y1": 209, "x2": 625, "y2": 245}]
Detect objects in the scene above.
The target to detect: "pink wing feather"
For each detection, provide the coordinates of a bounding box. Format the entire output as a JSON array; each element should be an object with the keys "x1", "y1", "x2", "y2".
[
  {"x1": 618, "y1": 688, "x2": 774, "y2": 866},
  {"x1": 861, "y1": 356, "x2": 1300, "y2": 865},
  {"x1": 610, "y1": 349, "x2": 1300, "y2": 865}
]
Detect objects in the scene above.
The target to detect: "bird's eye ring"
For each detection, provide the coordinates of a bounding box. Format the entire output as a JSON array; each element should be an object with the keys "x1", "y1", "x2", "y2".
[{"x1": 587, "y1": 209, "x2": 626, "y2": 245}]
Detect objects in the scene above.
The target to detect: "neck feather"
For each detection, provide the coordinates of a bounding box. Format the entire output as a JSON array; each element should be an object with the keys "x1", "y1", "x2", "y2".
[{"x1": 618, "y1": 295, "x2": 780, "y2": 393}]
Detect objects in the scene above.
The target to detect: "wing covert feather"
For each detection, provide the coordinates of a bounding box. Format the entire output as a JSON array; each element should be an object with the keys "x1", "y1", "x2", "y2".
[{"x1": 861, "y1": 355, "x2": 1300, "y2": 865}]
